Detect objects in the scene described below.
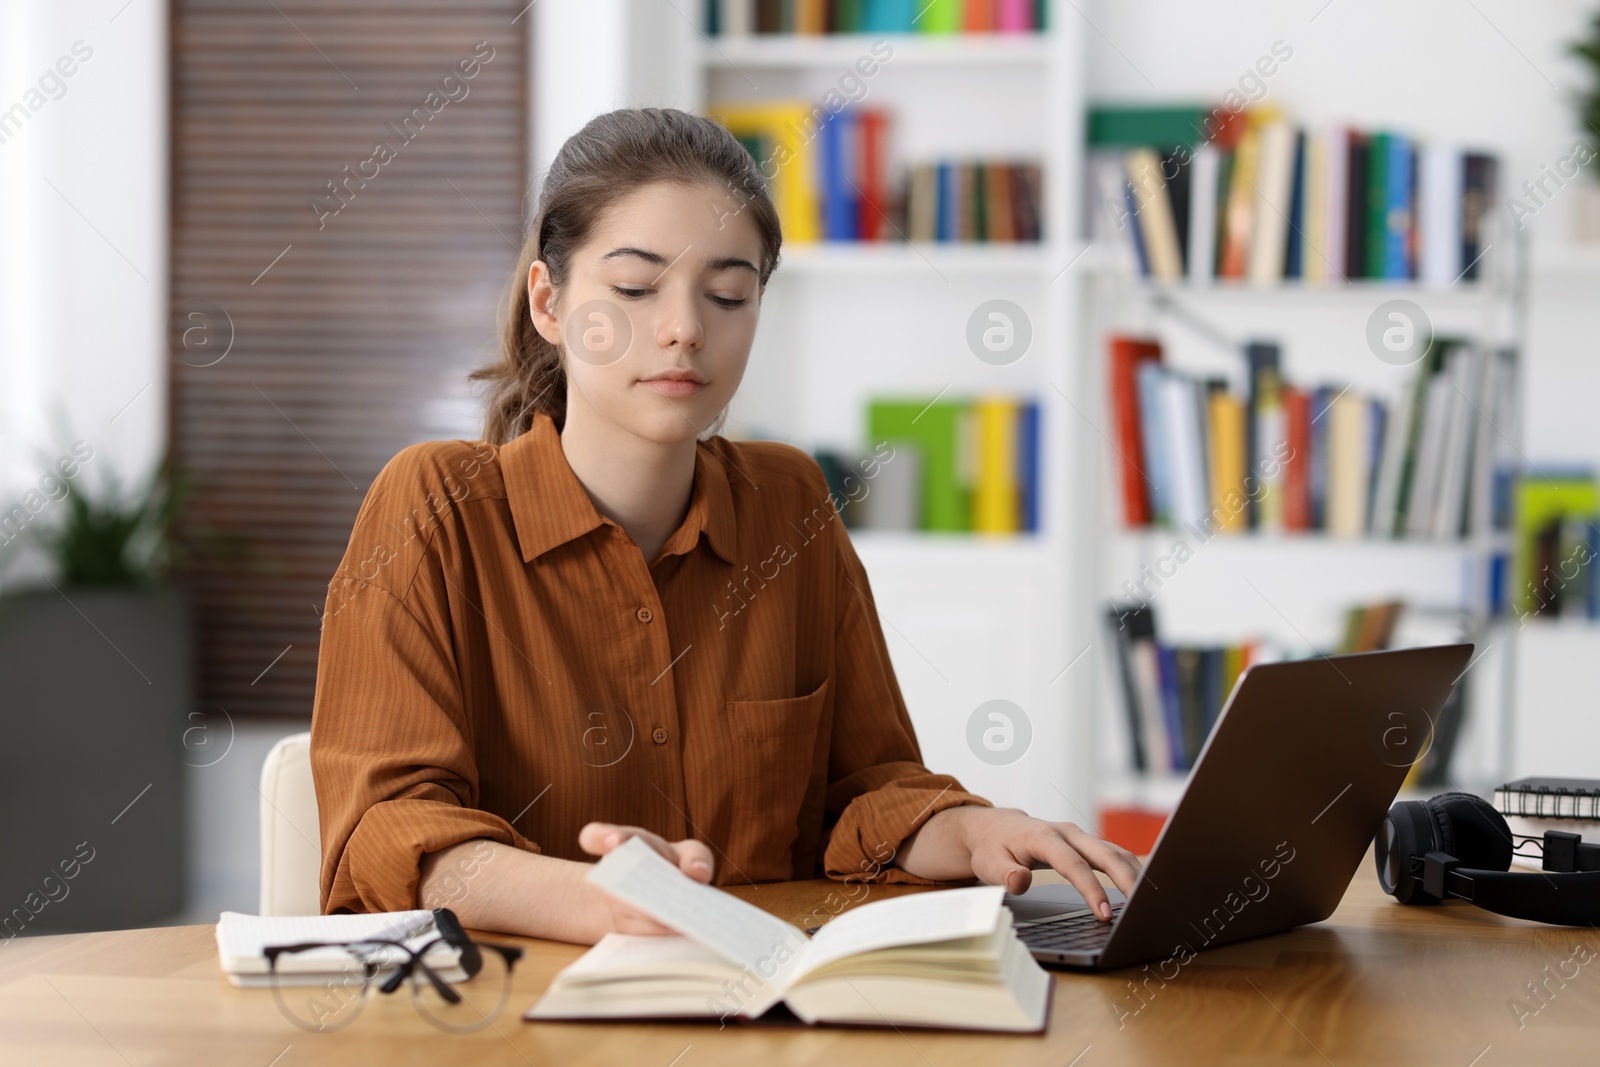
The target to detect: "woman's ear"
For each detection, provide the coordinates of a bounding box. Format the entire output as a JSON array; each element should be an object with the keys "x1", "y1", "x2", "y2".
[{"x1": 528, "y1": 260, "x2": 561, "y2": 346}]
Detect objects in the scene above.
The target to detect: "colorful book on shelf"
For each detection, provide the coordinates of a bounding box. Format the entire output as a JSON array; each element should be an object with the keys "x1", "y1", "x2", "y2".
[
  {"x1": 820, "y1": 107, "x2": 860, "y2": 240},
  {"x1": 857, "y1": 108, "x2": 891, "y2": 239},
  {"x1": 868, "y1": 399, "x2": 970, "y2": 532},
  {"x1": 1217, "y1": 117, "x2": 1259, "y2": 280},
  {"x1": 1108, "y1": 335, "x2": 1163, "y2": 527},
  {"x1": 1105, "y1": 605, "x2": 1154, "y2": 773},
  {"x1": 865, "y1": 395, "x2": 1039, "y2": 534},
  {"x1": 1282, "y1": 385, "x2": 1312, "y2": 530},
  {"x1": 1461, "y1": 154, "x2": 1498, "y2": 280},
  {"x1": 1126, "y1": 148, "x2": 1183, "y2": 280},
  {"x1": 972, "y1": 396, "x2": 1019, "y2": 534},
  {"x1": 1207, "y1": 385, "x2": 1247, "y2": 533},
  {"x1": 1283, "y1": 129, "x2": 1307, "y2": 280},
  {"x1": 1135, "y1": 361, "x2": 1172, "y2": 526},
  {"x1": 1246, "y1": 114, "x2": 1295, "y2": 285},
  {"x1": 710, "y1": 100, "x2": 822, "y2": 243},
  {"x1": 1187, "y1": 142, "x2": 1221, "y2": 282},
  {"x1": 919, "y1": 0, "x2": 963, "y2": 33},
  {"x1": 1244, "y1": 341, "x2": 1282, "y2": 529},
  {"x1": 1345, "y1": 132, "x2": 1370, "y2": 279}
]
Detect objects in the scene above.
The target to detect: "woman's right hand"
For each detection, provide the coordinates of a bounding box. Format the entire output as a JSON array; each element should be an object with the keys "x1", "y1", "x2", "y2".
[{"x1": 578, "y1": 821, "x2": 716, "y2": 936}]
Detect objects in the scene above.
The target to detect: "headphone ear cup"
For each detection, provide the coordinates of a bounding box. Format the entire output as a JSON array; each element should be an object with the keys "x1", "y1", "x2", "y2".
[
  {"x1": 1424, "y1": 792, "x2": 1514, "y2": 872},
  {"x1": 1378, "y1": 800, "x2": 1442, "y2": 904}
]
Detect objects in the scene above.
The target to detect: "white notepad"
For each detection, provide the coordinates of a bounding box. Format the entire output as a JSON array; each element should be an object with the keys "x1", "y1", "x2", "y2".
[{"x1": 215, "y1": 909, "x2": 451, "y2": 987}]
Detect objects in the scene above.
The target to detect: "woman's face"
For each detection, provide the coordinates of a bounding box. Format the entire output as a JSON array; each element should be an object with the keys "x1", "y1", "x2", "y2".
[{"x1": 529, "y1": 180, "x2": 766, "y2": 446}]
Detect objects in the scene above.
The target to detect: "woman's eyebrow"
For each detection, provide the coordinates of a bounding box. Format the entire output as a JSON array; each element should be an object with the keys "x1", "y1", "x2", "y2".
[
  {"x1": 704, "y1": 255, "x2": 759, "y2": 276},
  {"x1": 600, "y1": 246, "x2": 758, "y2": 276},
  {"x1": 600, "y1": 246, "x2": 669, "y2": 267}
]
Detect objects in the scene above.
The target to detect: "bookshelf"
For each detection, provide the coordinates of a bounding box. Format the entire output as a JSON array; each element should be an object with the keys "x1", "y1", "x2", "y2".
[
  {"x1": 1079, "y1": 218, "x2": 1531, "y2": 827},
  {"x1": 545, "y1": 3, "x2": 1538, "y2": 842}
]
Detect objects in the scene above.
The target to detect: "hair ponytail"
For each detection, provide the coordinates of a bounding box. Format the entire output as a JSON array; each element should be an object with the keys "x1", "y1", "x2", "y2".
[{"x1": 471, "y1": 107, "x2": 782, "y2": 444}]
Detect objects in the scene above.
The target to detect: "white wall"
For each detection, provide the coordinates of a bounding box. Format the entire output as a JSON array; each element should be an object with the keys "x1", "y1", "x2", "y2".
[{"x1": 0, "y1": 0, "x2": 168, "y2": 583}]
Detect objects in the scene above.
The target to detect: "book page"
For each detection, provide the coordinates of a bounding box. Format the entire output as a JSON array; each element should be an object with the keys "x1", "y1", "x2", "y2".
[
  {"x1": 791, "y1": 885, "x2": 1004, "y2": 982},
  {"x1": 586, "y1": 836, "x2": 808, "y2": 1011}
]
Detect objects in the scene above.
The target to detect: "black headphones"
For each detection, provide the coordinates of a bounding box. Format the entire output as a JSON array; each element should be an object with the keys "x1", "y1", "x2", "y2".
[{"x1": 1375, "y1": 791, "x2": 1600, "y2": 926}]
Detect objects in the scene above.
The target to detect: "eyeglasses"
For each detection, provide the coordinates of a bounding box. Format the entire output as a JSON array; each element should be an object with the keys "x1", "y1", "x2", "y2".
[{"x1": 264, "y1": 909, "x2": 524, "y2": 1033}]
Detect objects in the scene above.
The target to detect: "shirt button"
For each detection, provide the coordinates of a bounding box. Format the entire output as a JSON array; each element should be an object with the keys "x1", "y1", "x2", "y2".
[
  {"x1": 636, "y1": 607, "x2": 654, "y2": 623},
  {"x1": 652, "y1": 726, "x2": 669, "y2": 744}
]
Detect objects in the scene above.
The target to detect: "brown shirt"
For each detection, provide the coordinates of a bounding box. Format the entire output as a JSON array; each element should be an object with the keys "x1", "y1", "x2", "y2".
[{"x1": 311, "y1": 410, "x2": 990, "y2": 914}]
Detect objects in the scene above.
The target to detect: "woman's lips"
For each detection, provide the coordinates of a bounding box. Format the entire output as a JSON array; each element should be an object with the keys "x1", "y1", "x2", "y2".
[{"x1": 639, "y1": 378, "x2": 706, "y2": 398}]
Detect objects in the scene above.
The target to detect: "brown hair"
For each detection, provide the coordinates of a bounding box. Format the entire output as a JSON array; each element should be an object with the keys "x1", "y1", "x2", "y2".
[{"x1": 472, "y1": 107, "x2": 783, "y2": 444}]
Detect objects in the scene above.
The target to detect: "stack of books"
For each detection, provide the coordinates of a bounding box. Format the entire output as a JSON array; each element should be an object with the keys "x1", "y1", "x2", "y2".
[
  {"x1": 1086, "y1": 105, "x2": 1499, "y2": 285},
  {"x1": 707, "y1": 0, "x2": 1048, "y2": 35},
  {"x1": 1107, "y1": 334, "x2": 1516, "y2": 542},
  {"x1": 832, "y1": 395, "x2": 1040, "y2": 534}
]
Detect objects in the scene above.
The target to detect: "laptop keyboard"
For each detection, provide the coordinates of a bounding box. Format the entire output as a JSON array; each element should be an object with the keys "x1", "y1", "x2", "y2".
[{"x1": 1016, "y1": 904, "x2": 1124, "y2": 953}]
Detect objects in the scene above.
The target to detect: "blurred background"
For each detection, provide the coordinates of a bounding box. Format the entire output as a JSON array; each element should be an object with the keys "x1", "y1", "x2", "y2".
[{"x1": 3, "y1": 0, "x2": 1599, "y2": 932}]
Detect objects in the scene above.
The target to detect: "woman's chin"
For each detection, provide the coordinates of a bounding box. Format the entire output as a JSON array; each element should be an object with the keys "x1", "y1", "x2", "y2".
[{"x1": 613, "y1": 400, "x2": 721, "y2": 445}]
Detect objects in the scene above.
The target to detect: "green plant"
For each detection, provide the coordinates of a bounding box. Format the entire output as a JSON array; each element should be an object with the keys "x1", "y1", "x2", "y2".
[
  {"x1": 1571, "y1": 12, "x2": 1600, "y2": 151},
  {"x1": 42, "y1": 455, "x2": 188, "y2": 585},
  {"x1": 0, "y1": 448, "x2": 246, "y2": 588}
]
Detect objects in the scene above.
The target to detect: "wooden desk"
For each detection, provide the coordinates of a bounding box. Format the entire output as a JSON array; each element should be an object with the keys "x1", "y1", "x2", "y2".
[{"x1": 2, "y1": 857, "x2": 1597, "y2": 1066}]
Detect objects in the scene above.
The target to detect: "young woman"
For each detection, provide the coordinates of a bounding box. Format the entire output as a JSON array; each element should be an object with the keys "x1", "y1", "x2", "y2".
[{"x1": 310, "y1": 107, "x2": 1139, "y2": 944}]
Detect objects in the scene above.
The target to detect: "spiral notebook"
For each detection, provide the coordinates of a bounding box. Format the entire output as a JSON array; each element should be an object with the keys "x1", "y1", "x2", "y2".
[
  {"x1": 1494, "y1": 777, "x2": 1600, "y2": 820},
  {"x1": 215, "y1": 909, "x2": 457, "y2": 987}
]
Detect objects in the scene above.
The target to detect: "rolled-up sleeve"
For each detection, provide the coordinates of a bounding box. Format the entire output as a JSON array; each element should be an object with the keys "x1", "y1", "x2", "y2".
[
  {"x1": 821, "y1": 518, "x2": 991, "y2": 885},
  {"x1": 310, "y1": 451, "x2": 540, "y2": 914}
]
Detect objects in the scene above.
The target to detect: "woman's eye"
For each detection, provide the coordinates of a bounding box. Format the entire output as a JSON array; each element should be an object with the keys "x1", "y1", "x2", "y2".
[
  {"x1": 710, "y1": 295, "x2": 747, "y2": 309},
  {"x1": 610, "y1": 286, "x2": 651, "y2": 300}
]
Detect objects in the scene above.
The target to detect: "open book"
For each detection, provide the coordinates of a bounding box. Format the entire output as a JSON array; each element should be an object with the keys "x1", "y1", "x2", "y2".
[{"x1": 524, "y1": 836, "x2": 1051, "y2": 1032}]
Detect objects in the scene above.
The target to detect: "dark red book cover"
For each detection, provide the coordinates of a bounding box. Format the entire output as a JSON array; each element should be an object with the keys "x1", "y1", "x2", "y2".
[
  {"x1": 1282, "y1": 385, "x2": 1312, "y2": 531},
  {"x1": 1109, "y1": 335, "x2": 1163, "y2": 527},
  {"x1": 857, "y1": 108, "x2": 887, "y2": 241}
]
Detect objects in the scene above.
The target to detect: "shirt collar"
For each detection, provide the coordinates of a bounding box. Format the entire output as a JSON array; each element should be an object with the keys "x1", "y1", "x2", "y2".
[{"x1": 500, "y1": 410, "x2": 737, "y2": 566}]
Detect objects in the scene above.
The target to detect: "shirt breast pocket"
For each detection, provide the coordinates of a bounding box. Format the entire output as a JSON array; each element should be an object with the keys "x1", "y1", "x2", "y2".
[
  {"x1": 722, "y1": 677, "x2": 832, "y2": 855},
  {"x1": 725, "y1": 676, "x2": 832, "y2": 740}
]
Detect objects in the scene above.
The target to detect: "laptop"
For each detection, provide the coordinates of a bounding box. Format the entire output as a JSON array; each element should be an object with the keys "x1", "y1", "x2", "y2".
[{"x1": 1006, "y1": 643, "x2": 1473, "y2": 970}]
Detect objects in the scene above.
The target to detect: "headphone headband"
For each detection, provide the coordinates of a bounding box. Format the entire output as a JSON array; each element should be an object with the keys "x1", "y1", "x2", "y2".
[{"x1": 1433, "y1": 858, "x2": 1600, "y2": 926}]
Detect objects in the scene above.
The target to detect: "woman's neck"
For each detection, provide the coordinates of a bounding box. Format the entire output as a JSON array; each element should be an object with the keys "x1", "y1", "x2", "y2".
[{"x1": 558, "y1": 405, "x2": 698, "y2": 567}]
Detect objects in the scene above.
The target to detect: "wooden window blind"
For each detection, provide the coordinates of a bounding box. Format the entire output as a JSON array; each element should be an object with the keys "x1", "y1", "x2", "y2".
[{"x1": 170, "y1": 1, "x2": 529, "y2": 717}]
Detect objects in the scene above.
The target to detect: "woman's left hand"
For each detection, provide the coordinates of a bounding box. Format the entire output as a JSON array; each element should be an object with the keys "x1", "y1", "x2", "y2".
[{"x1": 898, "y1": 806, "x2": 1142, "y2": 920}]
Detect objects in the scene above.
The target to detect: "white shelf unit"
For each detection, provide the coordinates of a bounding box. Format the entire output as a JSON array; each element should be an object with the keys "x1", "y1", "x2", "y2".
[
  {"x1": 1077, "y1": 241, "x2": 1529, "y2": 811},
  {"x1": 679, "y1": 8, "x2": 1095, "y2": 822}
]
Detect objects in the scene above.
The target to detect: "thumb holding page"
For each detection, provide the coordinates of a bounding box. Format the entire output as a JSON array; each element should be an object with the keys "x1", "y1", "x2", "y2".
[{"x1": 586, "y1": 836, "x2": 808, "y2": 1014}]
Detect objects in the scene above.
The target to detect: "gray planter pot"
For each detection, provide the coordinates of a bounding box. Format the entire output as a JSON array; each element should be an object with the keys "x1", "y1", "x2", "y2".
[{"x1": 0, "y1": 585, "x2": 191, "y2": 935}]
